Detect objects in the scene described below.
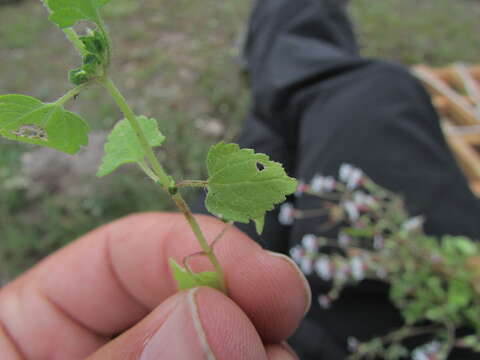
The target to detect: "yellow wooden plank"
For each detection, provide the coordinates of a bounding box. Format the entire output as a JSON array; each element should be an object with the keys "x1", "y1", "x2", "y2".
[
  {"x1": 413, "y1": 66, "x2": 478, "y2": 126},
  {"x1": 445, "y1": 132, "x2": 480, "y2": 181}
]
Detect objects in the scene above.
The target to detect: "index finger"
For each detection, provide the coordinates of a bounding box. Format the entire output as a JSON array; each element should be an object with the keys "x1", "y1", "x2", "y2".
[{"x1": 0, "y1": 213, "x2": 310, "y2": 359}]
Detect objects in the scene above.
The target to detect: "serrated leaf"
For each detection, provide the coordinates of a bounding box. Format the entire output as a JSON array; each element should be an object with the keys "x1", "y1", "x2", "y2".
[
  {"x1": 98, "y1": 116, "x2": 165, "y2": 177},
  {"x1": 44, "y1": 0, "x2": 111, "y2": 28},
  {"x1": 0, "y1": 94, "x2": 89, "y2": 154},
  {"x1": 205, "y1": 142, "x2": 297, "y2": 233},
  {"x1": 169, "y1": 259, "x2": 223, "y2": 292}
]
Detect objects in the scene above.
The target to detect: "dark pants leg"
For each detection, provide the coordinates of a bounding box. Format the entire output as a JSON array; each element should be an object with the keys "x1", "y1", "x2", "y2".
[{"x1": 235, "y1": 0, "x2": 480, "y2": 358}]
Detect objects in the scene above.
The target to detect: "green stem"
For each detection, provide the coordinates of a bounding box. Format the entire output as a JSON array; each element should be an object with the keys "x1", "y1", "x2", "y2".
[
  {"x1": 97, "y1": 18, "x2": 112, "y2": 65},
  {"x1": 138, "y1": 160, "x2": 158, "y2": 182},
  {"x1": 63, "y1": 28, "x2": 88, "y2": 57},
  {"x1": 102, "y1": 77, "x2": 171, "y2": 186},
  {"x1": 54, "y1": 84, "x2": 88, "y2": 106},
  {"x1": 177, "y1": 180, "x2": 208, "y2": 188},
  {"x1": 102, "y1": 76, "x2": 227, "y2": 293}
]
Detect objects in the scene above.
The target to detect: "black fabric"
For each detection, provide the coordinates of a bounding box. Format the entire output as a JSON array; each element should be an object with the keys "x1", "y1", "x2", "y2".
[{"x1": 194, "y1": 0, "x2": 480, "y2": 358}]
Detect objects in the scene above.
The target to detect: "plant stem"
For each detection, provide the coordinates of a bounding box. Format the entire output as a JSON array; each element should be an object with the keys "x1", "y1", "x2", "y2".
[
  {"x1": 102, "y1": 76, "x2": 227, "y2": 293},
  {"x1": 63, "y1": 28, "x2": 88, "y2": 56},
  {"x1": 177, "y1": 180, "x2": 208, "y2": 188},
  {"x1": 54, "y1": 84, "x2": 88, "y2": 106},
  {"x1": 138, "y1": 160, "x2": 158, "y2": 182}
]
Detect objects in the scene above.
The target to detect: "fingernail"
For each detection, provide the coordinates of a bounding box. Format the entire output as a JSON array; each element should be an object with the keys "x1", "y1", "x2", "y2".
[
  {"x1": 266, "y1": 251, "x2": 312, "y2": 315},
  {"x1": 140, "y1": 288, "x2": 216, "y2": 360}
]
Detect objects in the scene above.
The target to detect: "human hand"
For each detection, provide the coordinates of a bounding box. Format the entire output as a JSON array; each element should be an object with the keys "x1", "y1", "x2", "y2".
[{"x1": 0, "y1": 213, "x2": 311, "y2": 359}]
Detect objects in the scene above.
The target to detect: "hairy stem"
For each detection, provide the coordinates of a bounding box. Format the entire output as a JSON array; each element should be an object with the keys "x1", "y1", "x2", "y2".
[
  {"x1": 102, "y1": 77, "x2": 227, "y2": 293},
  {"x1": 138, "y1": 160, "x2": 158, "y2": 182},
  {"x1": 177, "y1": 180, "x2": 208, "y2": 188},
  {"x1": 54, "y1": 84, "x2": 88, "y2": 106}
]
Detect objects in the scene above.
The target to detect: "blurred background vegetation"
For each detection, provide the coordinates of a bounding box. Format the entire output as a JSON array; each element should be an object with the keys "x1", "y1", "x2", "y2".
[{"x1": 1, "y1": 0, "x2": 480, "y2": 283}]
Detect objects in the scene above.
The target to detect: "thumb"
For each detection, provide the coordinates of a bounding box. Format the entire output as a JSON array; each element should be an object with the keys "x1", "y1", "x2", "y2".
[{"x1": 88, "y1": 287, "x2": 280, "y2": 360}]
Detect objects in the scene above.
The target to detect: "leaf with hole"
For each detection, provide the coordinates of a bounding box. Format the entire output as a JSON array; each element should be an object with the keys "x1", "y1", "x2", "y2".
[
  {"x1": 205, "y1": 142, "x2": 297, "y2": 234},
  {"x1": 98, "y1": 116, "x2": 165, "y2": 177},
  {"x1": 0, "y1": 94, "x2": 89, "y2": 154},
  {"x1": 169, "y1": 259, "x2": 223, "y2": 292}
]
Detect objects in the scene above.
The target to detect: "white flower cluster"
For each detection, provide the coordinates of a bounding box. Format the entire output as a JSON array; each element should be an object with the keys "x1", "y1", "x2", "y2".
[
  {"x1": 310, "y1": 174, "x2": 336, "y2": 194},
  {"x1": 339, "y1": 163, "x2": 364, "y2": 190},
  {"x1": 293, "y1": 173, "x2": 337, "y2": 198},
  {"x1": 291, "y1": 231, "x2": 389, "y2": 284},
  {"x1": 279, "y1": 202, "x2": 295, "y2": 225},
  {"x1": 412, "y1": 341, "x2": 442, "y2": 360},
  {"x1": 291, "y1": 234, "x2": 373, "y2": 281},
  {"x1": 341, "y1": 190, "x2": 378, "y2": 223}
]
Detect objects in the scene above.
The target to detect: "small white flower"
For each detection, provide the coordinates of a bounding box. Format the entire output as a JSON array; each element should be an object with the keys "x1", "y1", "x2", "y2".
[
  {"x1": 302, "y1": 234, "x2": 318, "y2": 252},
  {"x1": 350, "y1": 256, "x2": 365, "y2": 281},
  {"x1": 301, "y1": 257, "x2": 313, "y2": 275},
  {"x1": 315, "y1": 257, "x2": 333, "y2": 281},
  {"x1": 318, "y1": 294, "x2": 331, "y2": 309},
  {"x1": 412, "y1": 350, "x2": 429, "y2": 360},
  {"x1": 310, "y1": 175, "x2": 336, "y2": 193},
  {"x1": 338, "y1": 232, "x2": 351, "y2": 247},
  {"x1": 353, "y1": 191, "x2": 375, "y2": 208},
  {"x1": 402, "y1": 216, "x2": 425, "y2": 232},
  {"x1": 343, "y1": 201, "x2": 360, "y2": 222},
  {"x1": 412, "y1": 341, "x2": 442, "y2": 360},
  {"x1": 323, "y1": 176, "x2": 336, "y2": 191},
  {"x1": 289, "y1": 246, "x2": 304, "y2": 264},
  {"x1": 425, "y1": 341, "x2": 442, "y2": 353},
  {"x1": 339, "y1": 163, "x2": 355, "y2": 182},
  {"x1": 310, "y1": 174, "x2": 325, "y2": 193},
  {"x1": 279, "y1": 202, "x2": 295, "y2": 225},
  {"x1": 346, "y1": 169, "x2": 364, "y2": 190}
]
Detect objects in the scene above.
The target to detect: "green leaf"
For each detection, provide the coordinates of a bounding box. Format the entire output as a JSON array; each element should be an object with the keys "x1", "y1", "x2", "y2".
[
  {"x1": 448, "y1": 279, "x2": 472, "y2": 308},
  {"x1": 97, "y1": 116, "x2": 165, "y2": 177},
  {"x1": 205, "y1": 142, "x2": 297, "y2": 232},
  {"x1": 169, "y1": 259, "x2": 223, "y2": 292},
  {"x1": 0, "y1": 94, "x2": 89, "y2": 154},
  {"x1": 44, "y1": 0, "x2": 112, "y2": 28}
]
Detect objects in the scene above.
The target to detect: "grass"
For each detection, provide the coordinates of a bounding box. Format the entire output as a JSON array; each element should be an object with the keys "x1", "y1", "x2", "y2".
[
  {"x1": 0, "y1": 0, "x2": 479, "y2": 281},
  {"x1": 349, "y1": 0, "x2": 480, "y2": 65}
]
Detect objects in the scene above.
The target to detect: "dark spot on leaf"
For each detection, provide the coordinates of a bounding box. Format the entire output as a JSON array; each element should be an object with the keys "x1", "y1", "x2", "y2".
[{"x1": 256, "y1": 162, "x2": 265, "y2": 171}]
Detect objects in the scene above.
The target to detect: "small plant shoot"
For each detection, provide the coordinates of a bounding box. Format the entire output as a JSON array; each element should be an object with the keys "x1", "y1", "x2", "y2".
[{"x1": 0, "y1": 0, "x2": 297, "y2": 294}]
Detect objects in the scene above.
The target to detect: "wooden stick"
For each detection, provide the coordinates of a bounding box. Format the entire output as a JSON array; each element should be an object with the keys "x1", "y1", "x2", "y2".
[
  {"x1": 471, "y1": 181, "x2": 480, "y2": 197},
  {"x1": 444, "y1": 124, "x2": 480, "y2": 145},
  {"x1": 434, "y1": 65, "x2": 480, "y2": 83},
  {"x1": 443, "y1": 126, "x2": 480, "y2": 181},
  {"x1": 453, "y1": 63, "x2": 480, "y2": 117},
  {"x1": 413, "y1": 66, "x2": 478, "y2": 125}
]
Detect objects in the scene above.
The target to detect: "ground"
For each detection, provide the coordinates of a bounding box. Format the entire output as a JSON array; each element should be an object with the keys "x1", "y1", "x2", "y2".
[{"x1": 0, "y1": 0, "x2": 480, "y2": 281}]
